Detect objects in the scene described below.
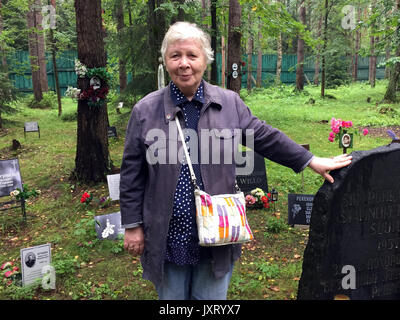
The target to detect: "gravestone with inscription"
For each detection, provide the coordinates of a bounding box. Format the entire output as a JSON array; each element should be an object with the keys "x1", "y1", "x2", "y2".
[
  {"x1": 0, "y1": 159, "x2": 23, "y2": 197},
  {"x1": 288, "y1": 194, "x2": 314, "y2": 226},
  {"x1": 24, "y1": 121, "x2": 40, "y2": 138},
  {"x1": 236, "y1": 150, "x2": 268, "y2": 193},
  {"x1": 0, "y1": 159, "x2": 26, "y2": 220},
  {"x1": 298, "y1": 143, "x2": 400, "y2": 300}
]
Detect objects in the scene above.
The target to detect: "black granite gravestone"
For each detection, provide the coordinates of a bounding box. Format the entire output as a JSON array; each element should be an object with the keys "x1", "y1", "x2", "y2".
[
  {"x1": 298, "y1": 143, "x2": 400, "y2": 300},
  {"x1": 0, "y1": 159, "x2": 23, "y2": 197},
  {"x1": 94, "y1": 211, "x2": 124, "y2": 240},
  {"x1": 108, "y1": 126, "x2": 118, "y2": 139},
  {"x1": 236, "y1": 150, "x2": 268, "y2": 194},
  {"x1": 0, "y1": 158, "x2": 26, "y2": 220},
  {"x1": 288, "y1": 193, "x2": 314, "y2": 226}
]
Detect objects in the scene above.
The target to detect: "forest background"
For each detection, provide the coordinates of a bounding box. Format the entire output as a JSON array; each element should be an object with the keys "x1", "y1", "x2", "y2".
[{"x1": 0, "y1": 0, "x2": 400, "y2": 301}]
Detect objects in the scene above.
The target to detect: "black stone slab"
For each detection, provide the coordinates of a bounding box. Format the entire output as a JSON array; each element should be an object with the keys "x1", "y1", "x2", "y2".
[
  {"x1": 298, "y1": 143, "x2": 400, "y2": 300},
  {"x1": 236, "y1": 150, "x2": 268, "y2": 193},
  {"x1": 108, "y1": 126, "x2": 118, "y2": 138},
  {"x1": 288, "y1": 193, "x2": 314, "y2": 226},
  {"x1": 94, "y1": 211, "x2": 125, "y2": 240},
  {"x1": 0, "y1": 159, "x2": 23, "y2": 198}
]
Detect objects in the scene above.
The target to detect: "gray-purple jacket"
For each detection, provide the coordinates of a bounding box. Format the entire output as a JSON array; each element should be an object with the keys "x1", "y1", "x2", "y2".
[{"x1": 119, "y1": 80, "x2": 313, "y2": 287}]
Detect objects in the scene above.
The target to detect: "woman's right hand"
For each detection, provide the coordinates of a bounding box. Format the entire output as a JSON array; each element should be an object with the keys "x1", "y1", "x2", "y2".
[{"x1": 124, "y1": 226, "x2": 144, "y2": 257}]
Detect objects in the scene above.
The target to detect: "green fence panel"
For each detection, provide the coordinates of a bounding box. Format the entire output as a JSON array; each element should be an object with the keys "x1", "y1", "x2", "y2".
[
  {"x1": 216, "y1": 52, "x2": 386, "y2": 88},
  {"x1": 7, "y1": 51, "x2": 387, "y2": 94}
]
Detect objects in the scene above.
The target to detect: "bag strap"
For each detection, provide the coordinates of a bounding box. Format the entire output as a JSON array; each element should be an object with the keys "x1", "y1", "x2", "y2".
[
  {"x1": 175, "y1": 116, "x2": 200, "y2": 190},
  {"x1": 175, "y1": 115, "x2": 242, "y2": 193}
]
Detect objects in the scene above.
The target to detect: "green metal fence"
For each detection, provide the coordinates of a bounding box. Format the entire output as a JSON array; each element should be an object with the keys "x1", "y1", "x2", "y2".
[
  {"x1": 7, "y1": 50, "x2": 77, "y2": 96},
  {"x1": 6, "y1": 50, "x2": 386, "y2": 95},
  {"x1": 216, "y1": 53, "x2": 386, "y2": 88}
]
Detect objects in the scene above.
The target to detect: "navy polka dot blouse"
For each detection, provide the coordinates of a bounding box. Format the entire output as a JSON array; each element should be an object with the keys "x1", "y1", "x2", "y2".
[{"x1": 165, "y1": 81, "x2": 210, "y2": 266}]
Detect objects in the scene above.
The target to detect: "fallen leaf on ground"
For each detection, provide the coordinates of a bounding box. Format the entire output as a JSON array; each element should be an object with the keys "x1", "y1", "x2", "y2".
[{"x1": 269, "y1": 286, "x2": 280, "y2": 292}]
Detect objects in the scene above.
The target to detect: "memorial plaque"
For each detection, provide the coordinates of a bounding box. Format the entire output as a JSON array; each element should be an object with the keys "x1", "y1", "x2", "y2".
[
  {"x1": 94, "y1": 211, "x2": 124, "y2": 240},
  {"x1": 24, "y1": 121, "x2": 40, "y2": 138},
  {"x1": 288, "y1": 193, "x2": 314, "y2": 226},
  {"x1": 298, "y1": 143, "x2": 400, "y2": 300},
  {"x1": 108, "y1": 126, "x2": 118, "y2": 138},
  {"x1": 0, "y1": 159, "x2": 23, "y2": 197},
  {"x1": 24, "y1": 122, "x2": 39, "y2": 132},
  {"x1": 236, "y1": 150, "x2": 268, "y2": 193},
  {"x1": 107, "y1": 173, "x2": 120, "y2": 201},
  {"x1": 20, "y1": 243, "x2": 51, "y2": 286}
]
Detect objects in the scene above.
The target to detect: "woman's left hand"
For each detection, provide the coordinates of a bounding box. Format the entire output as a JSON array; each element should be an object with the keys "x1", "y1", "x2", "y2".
[{"x1": 308, "y1": 154, "x2": 352, "y2": 184}]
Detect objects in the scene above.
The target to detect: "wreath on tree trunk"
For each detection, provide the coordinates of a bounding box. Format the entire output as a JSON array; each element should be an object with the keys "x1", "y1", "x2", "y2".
[{"x1": 75, "y1": 59, "x2": 111, "y2": 108}]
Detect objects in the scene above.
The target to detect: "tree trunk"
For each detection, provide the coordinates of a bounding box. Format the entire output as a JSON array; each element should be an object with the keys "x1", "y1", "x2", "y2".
[
  {"x1": 321, "y1": 0, "x2": 329, "y2": 98},
  {"x1": 48, "y1": 0, "x2": 62, "y2": 117},
  {"x1": 314, "y1": 15, "x2": 322, "y2": 85},
  {"x1": 36, "y1": 0, "x2": 48, "y2": 93},
  {"x1": 276, "y1": 32, "x2": 282, "y2": 85},
  {"x1": 275, "y1": 0, "x2": 282, "y2": 85},
  {"x1": 73, "y1": 0, "x2": 111, "y2": 183},
  {"x1": 0, "y1": 0, "x2": 7, "y2": 70},
  {"x1": 246, "y1": 17, "x2": 253, "y2": 93},
  {"x1": 171, "y1": 0, "x2": 185, "y2": 23},
  {"x1": 383, "y1": 0, "x2": 400, "y2": 102},
  {"x1": 369, "y1": 36, "x2": 376, "y2": 87},
  {"x1": 116, "y1": 0, "x2": 127, "y2": 92},
  {"x1": 352, "y1": 6, "x2": 361, "y2": 81},
  {"x1": 296, "y1": 0, "x2": 306, "y2": 91},
  {"x1": 210, "y1": 0, "x2": 217, "y2": 85},
  {"x1": 369, "y1": 0, "x2": 377, "y2": 88},
  {"x1": 256, "y1": 22, "x2": 262, "y2": 88},
  {"x1": 227, "y1": 0, "x2": 242, "y2": 94},
  {"x1": 27, "y1": 0, "x2": 48, "y2": 101},
  {"x1": 383, "y1": 46, "x2": 400, "y2": 102},
  {"x1": 148, "y1": 0, "x2": 165, "y2": 89},
  {"x1": 385, "y1": 46, "x2": 391, "y2": 79}
]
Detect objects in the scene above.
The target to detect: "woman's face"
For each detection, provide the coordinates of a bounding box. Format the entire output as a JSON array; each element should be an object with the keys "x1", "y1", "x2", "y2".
[{"x1": 165, "y1": 38, "x2": 207, "y2": 99}]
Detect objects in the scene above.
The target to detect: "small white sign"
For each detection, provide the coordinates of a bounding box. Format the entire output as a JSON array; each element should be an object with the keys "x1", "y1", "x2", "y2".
[
  {"x1": 24, "y1": 122, "x2": 39, "y2": 132},
  {"x1": 20, "y1": 243, "x2": 52, "y2": 286},
  {"x1": 232, "y1": 70, "x2": 238, "y2": 79},
  {"x1": 107, "y1": 173, "x2": 120, "y2": 201},
  {"x1": 232, "y1": 63, "x2": 238, "y2": 71}
]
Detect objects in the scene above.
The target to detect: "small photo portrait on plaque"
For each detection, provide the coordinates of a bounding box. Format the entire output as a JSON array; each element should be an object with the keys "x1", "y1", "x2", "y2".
[
  {"x1": 339, "y1": 132, "x2": 353, "y2": 148},
  {"x1": 25, "y1": 252, "x2": 36, "y2": 268}
]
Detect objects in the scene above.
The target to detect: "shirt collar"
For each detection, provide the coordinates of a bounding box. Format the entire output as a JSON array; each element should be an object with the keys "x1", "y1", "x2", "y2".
[{"x1": 170, "y1": 80, "x2": 205, "y2": 106}]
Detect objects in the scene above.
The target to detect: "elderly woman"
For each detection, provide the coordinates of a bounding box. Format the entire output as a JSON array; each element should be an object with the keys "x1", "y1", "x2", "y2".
[{"x1": 120, "y1": 21, "x2": 352, "y2": 300}]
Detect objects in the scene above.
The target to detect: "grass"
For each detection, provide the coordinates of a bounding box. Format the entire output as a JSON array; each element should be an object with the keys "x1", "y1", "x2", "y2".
[{"x1": 0, "y1": 80, "x2": 398, "y2": 300}]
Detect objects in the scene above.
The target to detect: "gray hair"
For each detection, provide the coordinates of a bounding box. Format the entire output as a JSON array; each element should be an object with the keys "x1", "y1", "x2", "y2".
[{"x1": 161, "y1": 21, "x2": 214, "y2": 65}]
